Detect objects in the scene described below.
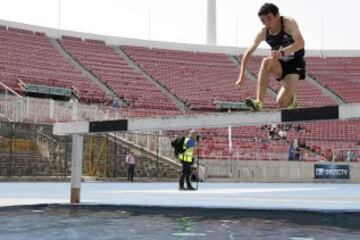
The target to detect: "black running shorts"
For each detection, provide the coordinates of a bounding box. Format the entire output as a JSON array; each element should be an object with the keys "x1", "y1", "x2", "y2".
[{"x1": 277, "y1": 58, "x2": 306, "y2": 81}]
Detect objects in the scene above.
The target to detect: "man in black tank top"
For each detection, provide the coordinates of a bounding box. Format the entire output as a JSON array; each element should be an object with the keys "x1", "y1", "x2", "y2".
[{"x1": 235, "y1": 3, "x2": 306, "y2": 111}]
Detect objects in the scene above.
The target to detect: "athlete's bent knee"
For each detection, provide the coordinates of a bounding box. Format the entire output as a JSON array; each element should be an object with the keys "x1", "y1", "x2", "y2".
[{"x1": 260, "y1": 57, "x2": 274, "y2": 71}]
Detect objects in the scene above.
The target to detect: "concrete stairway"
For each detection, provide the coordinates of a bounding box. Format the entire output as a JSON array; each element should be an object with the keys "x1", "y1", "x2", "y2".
[
  {"x1": 50, "y1": 38, "x2": 119, "y2": 101},
  {"x1": 305, "y1": 75, "x2": 345, "y2": 104},
  {"x1": 81, "y1": 134, "x2": 181, "y2": 179},
  {"x1": 0, "y1": 150, "x2": 61, "y2": 176},
  {"x1": 115, "y1": 46, "x2": 187, "y2": 112},
  {"x1": 107, "y1": 134, "x2": 181, "y2": 179}
]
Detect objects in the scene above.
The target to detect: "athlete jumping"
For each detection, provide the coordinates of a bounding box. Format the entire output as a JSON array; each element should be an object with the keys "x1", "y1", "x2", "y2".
[{"x1": 235, "y1": 3, "x2": 306, "y2": 111}]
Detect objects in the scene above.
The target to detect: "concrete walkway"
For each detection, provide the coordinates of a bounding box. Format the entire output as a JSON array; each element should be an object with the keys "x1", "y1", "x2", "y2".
[{"x1": 1, "y1": 182, "x2": 360, "y2": 211}]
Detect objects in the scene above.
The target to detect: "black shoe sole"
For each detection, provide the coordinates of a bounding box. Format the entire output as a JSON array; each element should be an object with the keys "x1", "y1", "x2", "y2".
[{"x1": 245, "y1": 98, "x2": 257, "y2": 111}]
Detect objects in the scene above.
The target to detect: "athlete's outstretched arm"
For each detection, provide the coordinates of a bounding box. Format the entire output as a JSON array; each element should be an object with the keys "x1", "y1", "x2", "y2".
[{"x1": 235, "y1": 28, "x2": 265, "y2": 89}]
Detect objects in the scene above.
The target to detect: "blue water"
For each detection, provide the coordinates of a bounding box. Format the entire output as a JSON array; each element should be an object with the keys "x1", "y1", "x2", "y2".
[{"x1": 0, "y1": 205, "x2": 359, "y2": 240}]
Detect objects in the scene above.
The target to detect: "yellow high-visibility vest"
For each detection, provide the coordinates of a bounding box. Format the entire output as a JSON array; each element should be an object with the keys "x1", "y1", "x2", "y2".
[{"x1": 178, "y1": 137, "x2": 193, "y2": 162}]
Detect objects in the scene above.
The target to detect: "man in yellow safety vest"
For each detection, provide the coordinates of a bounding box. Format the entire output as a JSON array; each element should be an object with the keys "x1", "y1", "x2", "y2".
[{"x1": 178, "y1": 130, "x2": 198, "y2": 190}]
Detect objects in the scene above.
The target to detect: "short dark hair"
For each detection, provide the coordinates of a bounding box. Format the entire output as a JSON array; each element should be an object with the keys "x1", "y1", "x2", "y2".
[{"x1": 258, "y1": 3, "x2": 279, "y2": 16}]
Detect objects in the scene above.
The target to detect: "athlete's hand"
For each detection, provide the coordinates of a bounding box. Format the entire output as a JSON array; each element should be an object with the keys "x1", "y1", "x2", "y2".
[
  {"x1": 271, "y1": 50, "x2": 282, "y2": 59},
  {"x1": 235, "y1": 77, "x2": 244, "y2": 89}
]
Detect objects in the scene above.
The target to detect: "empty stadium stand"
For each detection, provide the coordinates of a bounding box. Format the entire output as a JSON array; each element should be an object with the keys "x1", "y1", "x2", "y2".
[
  {"x1": 0, "y1": 27, "x2": 108, "y2": 102},
  {"x1": 59, "y1": 37, "x2": 180, "y2": 116},
  {"x1": 306, "y1": 57, "x2": 360, "y2": 103},
  {"x1": 121, "y1": 46, "x2": 278, "y2": 110},
  {"x1": 0, "y1": 23, "x2": 359, "y2": 164}
]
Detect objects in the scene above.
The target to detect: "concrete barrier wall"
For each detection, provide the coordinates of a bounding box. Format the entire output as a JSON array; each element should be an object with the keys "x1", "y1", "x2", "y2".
[{"x1": 203, "y1": 159, "x2": 360, "y2": 183}]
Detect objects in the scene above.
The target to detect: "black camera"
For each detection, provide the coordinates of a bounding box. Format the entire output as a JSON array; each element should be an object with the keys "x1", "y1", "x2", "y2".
[{"x1": 196, "y1": 134, "x2": 201, "y2": 142}]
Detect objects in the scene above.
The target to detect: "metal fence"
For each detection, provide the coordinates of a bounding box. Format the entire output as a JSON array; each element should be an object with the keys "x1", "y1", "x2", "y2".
[
  {"x1": 116, "y1": 131, "x2": 175, "y2": 160},
  {"x1": 0, "y1": 122, "x2": 180, "y2": 178},
  {"x1": 0, "y1": 122, "x2": 70, "y2": 176},
  {"x1": 0, "y1": 91, "x2": 127, "y2": 123}
]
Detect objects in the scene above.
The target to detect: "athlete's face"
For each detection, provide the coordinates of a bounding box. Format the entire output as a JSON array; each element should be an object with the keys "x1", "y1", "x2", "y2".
[{"x1": 259, "y1": 13, "x2": 280, "y2": 30}]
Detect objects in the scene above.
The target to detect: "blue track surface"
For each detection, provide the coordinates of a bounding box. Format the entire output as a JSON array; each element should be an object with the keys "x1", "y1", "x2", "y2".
[{"x1": 1, "y1": 182, "x2": 360, "y2": 211}]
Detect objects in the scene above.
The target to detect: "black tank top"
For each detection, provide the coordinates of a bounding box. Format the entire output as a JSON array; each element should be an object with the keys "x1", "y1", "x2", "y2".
[{"x1": 265, "y1": 16, "x2": 304, "y2": 61}]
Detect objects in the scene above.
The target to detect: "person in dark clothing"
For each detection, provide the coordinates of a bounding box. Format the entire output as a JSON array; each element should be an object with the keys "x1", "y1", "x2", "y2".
[
  {"x1": 294, "y1": 146, "x2": 301, "y2": 160},
  {"x1": 178, "y1": 130, "x2": 198, "y2": 190},
  {"x1": 288, "y1": 143, "x2": 295, "y2": 160},
  {"x1": 126, "y1": 151, "x2": 136, "y2": 181},
  {"x1": 235, "y1": 3, "x2": 305, "y2": 111}
]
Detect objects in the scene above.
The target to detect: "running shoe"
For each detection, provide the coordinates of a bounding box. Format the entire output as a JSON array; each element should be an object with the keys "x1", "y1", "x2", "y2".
[{"x1": 245, "y1": 98, "x2": 263, "y2": 111}]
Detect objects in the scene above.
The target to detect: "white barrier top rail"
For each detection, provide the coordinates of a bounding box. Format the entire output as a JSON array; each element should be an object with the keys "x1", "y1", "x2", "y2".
[{"x1": 53, "y1": 104, "x2": 360, "y2": 135}]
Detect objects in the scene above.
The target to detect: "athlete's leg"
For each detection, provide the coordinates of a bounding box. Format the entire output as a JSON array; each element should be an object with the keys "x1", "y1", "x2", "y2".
[
  {"x1": 276, "y1": 74, "x2": 299, "y2": 108},
  {"x1": 256, "y1": 57, "x2": 282, "y2": 103}
]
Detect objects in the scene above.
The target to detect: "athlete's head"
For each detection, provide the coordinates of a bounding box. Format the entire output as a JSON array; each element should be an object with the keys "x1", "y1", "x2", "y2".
[{"x1": 258, "y1": 3, "x2": 280, "y2": 29}]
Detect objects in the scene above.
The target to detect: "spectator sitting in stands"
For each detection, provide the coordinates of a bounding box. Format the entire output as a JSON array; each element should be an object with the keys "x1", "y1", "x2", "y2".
[
  {"x1": 278, "y1": 129, "x2": 287, "y2": 140},
  {"x1": 112, "y1": 100, "x2": 120, "y2": 109},
  {"x1": 268, "y1": 126, "x2": 276, "y2": 140},
  {"x1": 261, "y1": 124, "x2": 269, "y2": 130},
  {"x1": 294, "y1": 123, "x2": 306, "y2": 133},
  {"x1": 284, "y1": 123, "x2": 291, "y2": 131}
]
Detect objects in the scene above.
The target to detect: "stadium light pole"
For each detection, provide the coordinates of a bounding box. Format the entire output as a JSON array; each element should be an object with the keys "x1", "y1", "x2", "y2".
[
  {"x1": 321, "y1": 18, "x2": 324, "y2": 58},
  {"x1": 207, "y1": 0, "x2": 217, "y2": 45},
  {"x1": 235, "y1": 15, "x2": 238, "y2": 49},
  {"x1": 148, "y1": 5, "x2": 151, "y2": 49},
  {"x1": 57, "y1": 0, "x2": 61, "y2": 38}
]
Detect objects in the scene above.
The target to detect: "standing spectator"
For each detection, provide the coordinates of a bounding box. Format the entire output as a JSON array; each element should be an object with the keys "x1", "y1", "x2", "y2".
[
  {"x1": 299, "y1": 147, "x2": 305, "y2": 161},
  {"x1": 126, "y1": 151, "x2": 136, "y2": 182},
  {"x1": 288, "y1": 143, "x2": 295, "y2": 160},
  {"x1": 294, "y1": 146, "x2": 301, "y2": 160},
  {"x1": 324, "y1": 149, "x2": 333, "y2": 161},
  {"x1": 347, "y1": 149, "x2": 355, "y2": 162},
  {"x1": 178, "y1": 130, "x2": 198, "y2": 190}
]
